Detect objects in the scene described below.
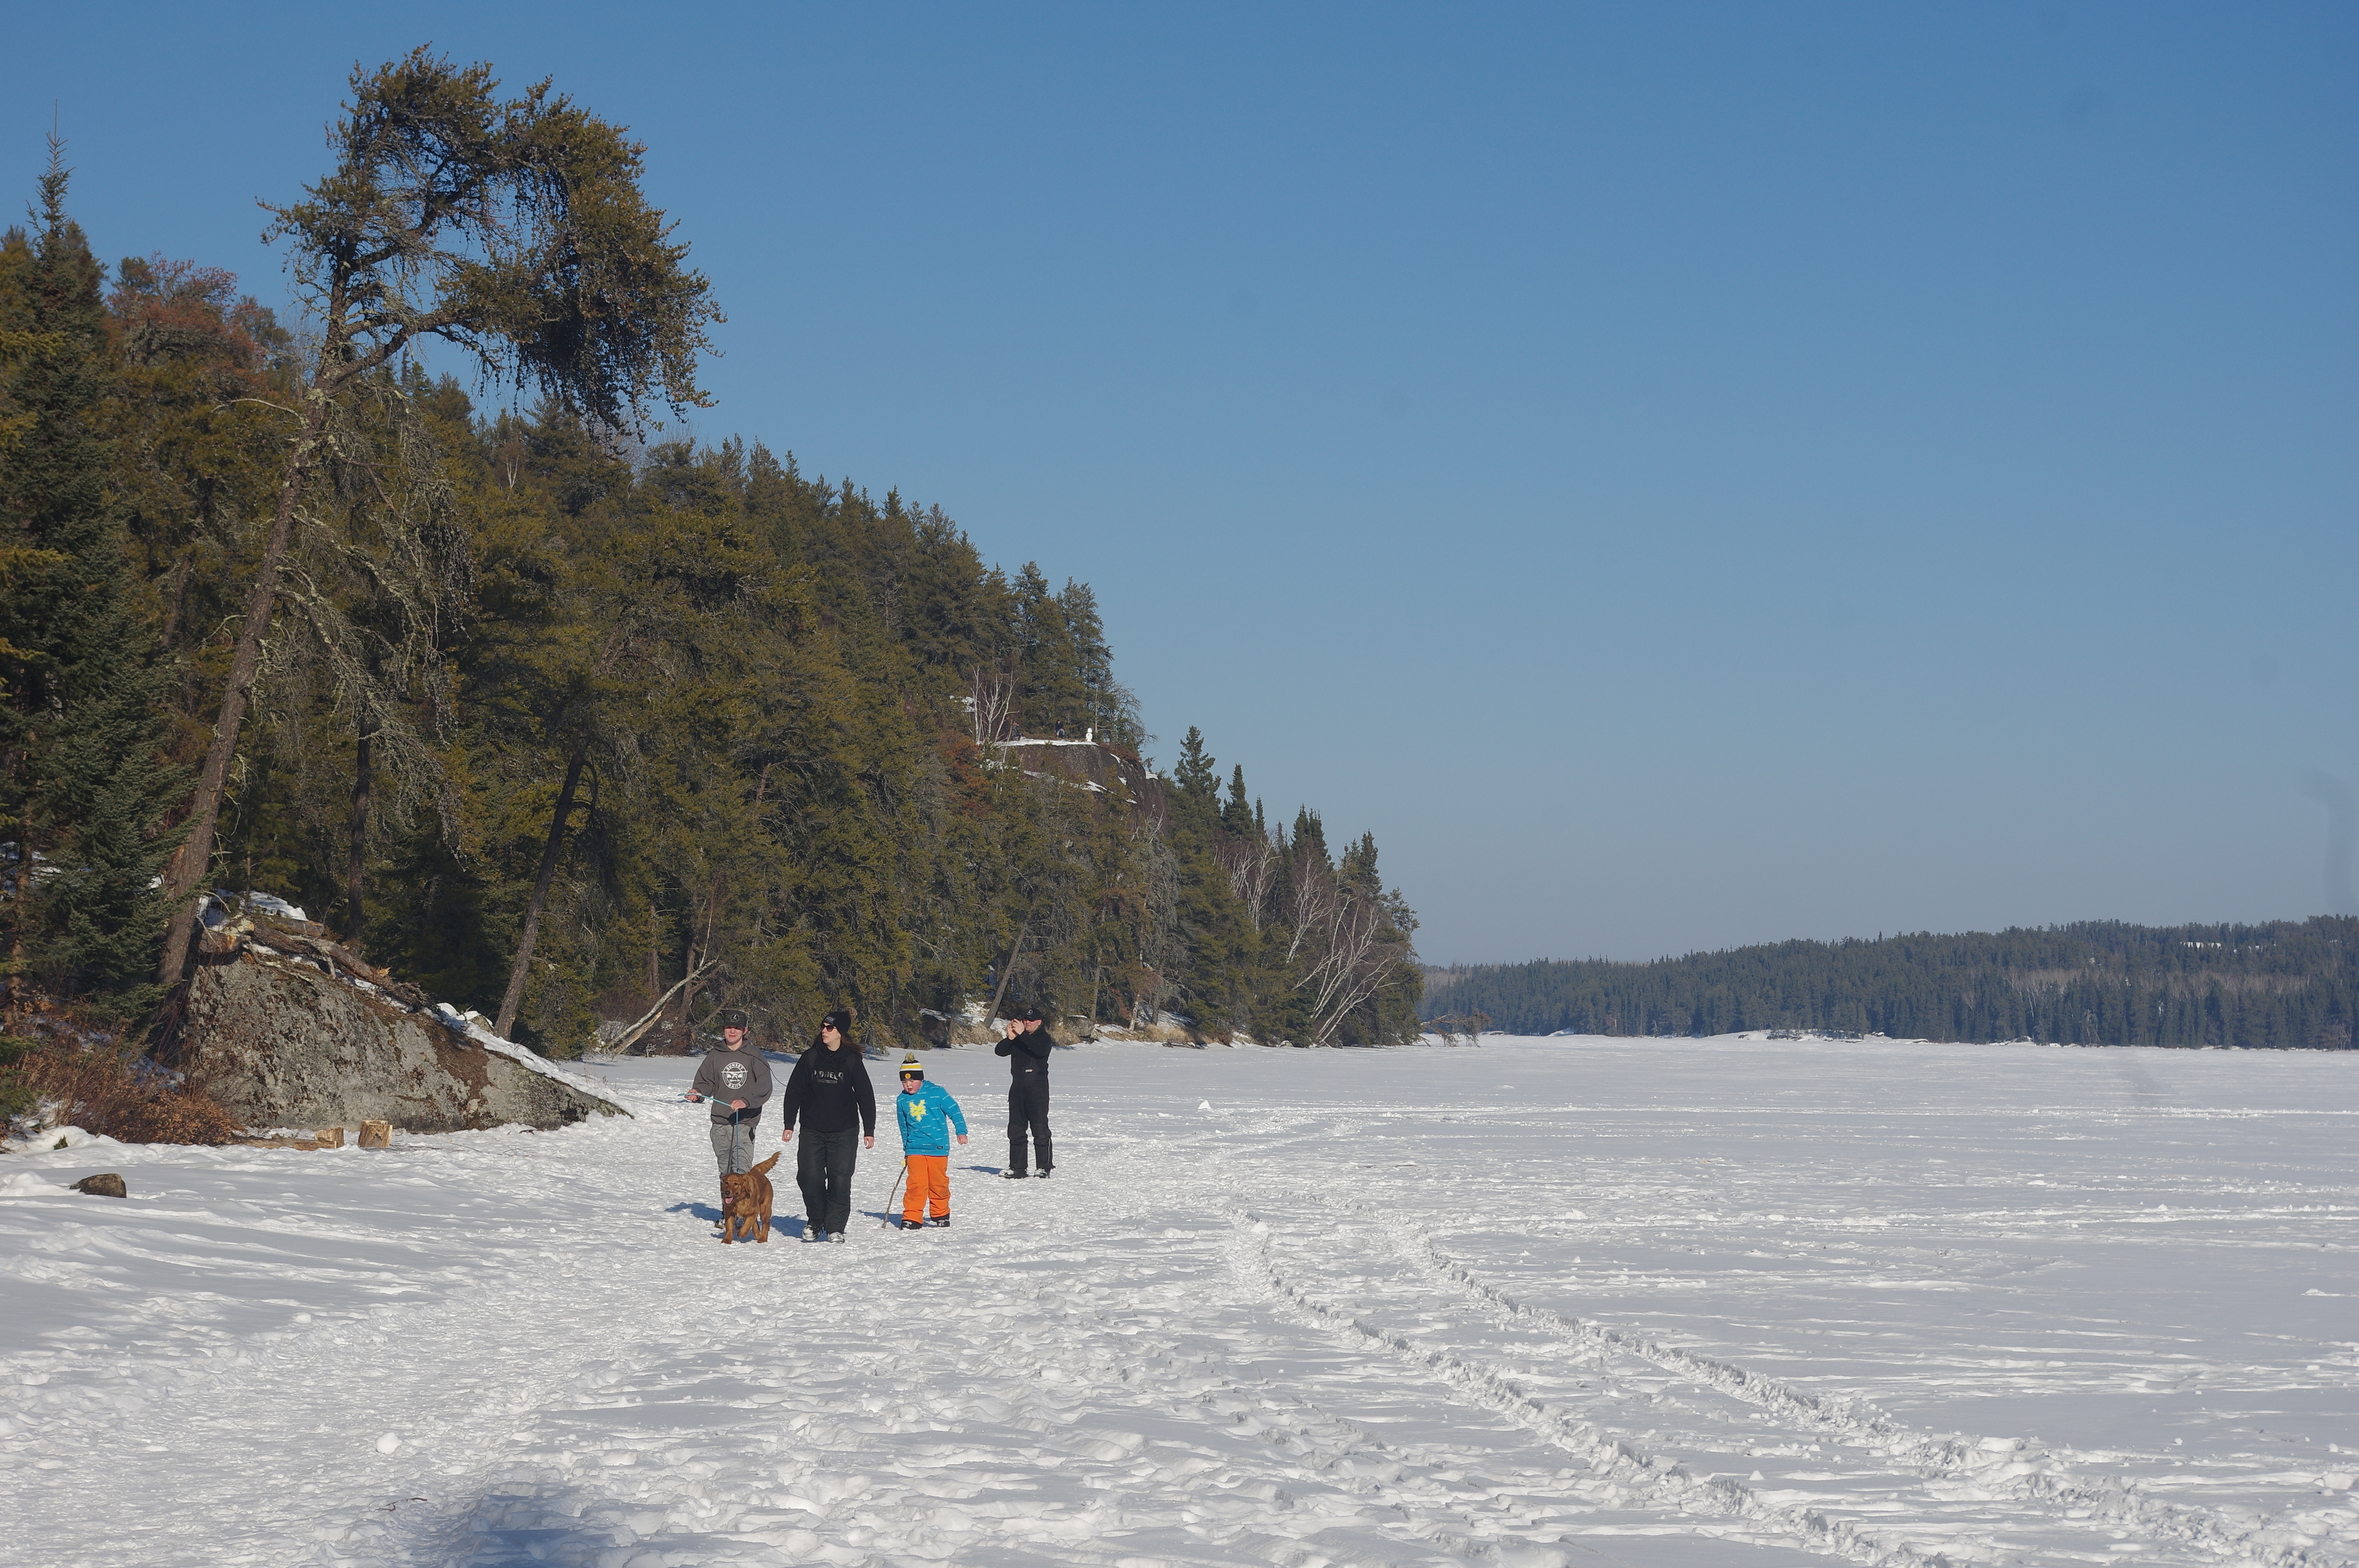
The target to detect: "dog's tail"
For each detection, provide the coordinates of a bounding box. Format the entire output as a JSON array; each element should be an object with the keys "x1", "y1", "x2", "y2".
[{"x1": 751, "y1": 1151, "x2": 781, "y2": 1176}]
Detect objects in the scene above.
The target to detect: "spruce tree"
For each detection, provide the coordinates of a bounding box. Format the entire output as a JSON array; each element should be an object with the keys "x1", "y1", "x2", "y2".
[
  {"x1": 0, "y1": 149, "x2": 183, "y2": 1017},
  {"x1": 1222, "y1": 764, "x2": 1255, "y2": 837},
  {"x1": 1172, "y1": 726, "x2": 1219, "y2": 805}
]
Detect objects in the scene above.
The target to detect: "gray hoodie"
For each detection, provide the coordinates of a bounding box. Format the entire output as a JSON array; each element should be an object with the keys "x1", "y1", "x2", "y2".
[{"x1": 690, "y1": 1046, "x2": 774, "y2": 1123}]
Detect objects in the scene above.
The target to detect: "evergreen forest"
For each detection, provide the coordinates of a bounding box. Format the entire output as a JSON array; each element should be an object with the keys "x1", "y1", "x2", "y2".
[
  {"x1": 1423, "y1": 918, "x2": 2359, "y2": 1050},
  {"x1": 0, "y1": 53, "x2": 1423, "y2": 1074}
]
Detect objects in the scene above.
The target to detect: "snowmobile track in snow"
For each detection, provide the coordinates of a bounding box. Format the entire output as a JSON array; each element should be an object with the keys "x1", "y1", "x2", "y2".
[
  {"x1": 1227, "y1": 1205, "x2": 1950, "y2": 1568},
  {"x1": 1375, "y1": 1209, "x2": 2352, "y2": 1568}
]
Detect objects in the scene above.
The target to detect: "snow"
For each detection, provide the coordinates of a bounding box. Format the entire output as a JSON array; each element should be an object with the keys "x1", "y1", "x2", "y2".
[
  {"x1": 430, "y1": 1004, "x2": 627, "y2": 1105},
  {"x1": 2, "y1": 1123, "x2": 111, "y2": 1154},
  {"x1": 2, "y1": 1034, "x2": 2354, "y2": 1566},
  {"x1": 202, "y1": 887, "x2": 311, "y2": 925}
]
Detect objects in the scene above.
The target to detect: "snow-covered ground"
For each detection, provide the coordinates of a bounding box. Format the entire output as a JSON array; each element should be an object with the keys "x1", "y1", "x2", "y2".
[{"x1": 3, "y1": 1035, "x2": 2355, "y2": 1567}]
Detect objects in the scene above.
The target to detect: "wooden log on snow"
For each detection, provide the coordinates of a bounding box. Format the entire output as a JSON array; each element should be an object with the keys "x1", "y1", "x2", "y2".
[{"x1": 357, "y1": 1120, "x2": 391, "y2": 1149}]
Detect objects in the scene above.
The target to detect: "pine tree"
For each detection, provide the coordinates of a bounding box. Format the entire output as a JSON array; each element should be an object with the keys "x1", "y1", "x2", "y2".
[
  {"x1": 0, "y1": 148, "x2": 183, "y2": 1016},
  {"x1": 154, "y1": 49, "x2": 722, "y2": 987}
]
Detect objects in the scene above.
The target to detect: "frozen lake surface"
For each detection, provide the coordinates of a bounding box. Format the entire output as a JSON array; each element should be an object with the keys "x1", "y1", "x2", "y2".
[{"x1": 3, "y1": 1035, "x2": 2355, "y2": 1566}]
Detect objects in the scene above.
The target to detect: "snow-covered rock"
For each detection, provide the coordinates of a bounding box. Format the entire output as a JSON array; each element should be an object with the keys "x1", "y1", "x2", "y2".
[{"x1": 166, "y1": 915, "x2": 625, "y2": 1134}]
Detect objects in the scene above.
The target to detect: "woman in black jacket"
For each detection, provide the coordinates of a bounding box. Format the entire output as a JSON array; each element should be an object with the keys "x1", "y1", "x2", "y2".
[{"x1": 778, "y1": 1010, "x2": 876, "y2": 1242}]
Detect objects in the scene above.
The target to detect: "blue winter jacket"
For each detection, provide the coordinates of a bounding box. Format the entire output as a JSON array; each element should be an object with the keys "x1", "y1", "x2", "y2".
[{"x1": 892, "y1": 1081, "x2": 968, "y2": 1156}]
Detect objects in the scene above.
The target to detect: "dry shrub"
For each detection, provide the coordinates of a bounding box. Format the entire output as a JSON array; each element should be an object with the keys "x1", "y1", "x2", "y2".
[{"x1": 7, "y1": 1045, "x2": 238, "y2": 1145}]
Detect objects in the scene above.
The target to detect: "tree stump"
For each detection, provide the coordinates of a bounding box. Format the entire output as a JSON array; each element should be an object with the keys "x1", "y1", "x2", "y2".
[{"x1": 356, "y1": 1120, "x2": 392, "y2": 1149}]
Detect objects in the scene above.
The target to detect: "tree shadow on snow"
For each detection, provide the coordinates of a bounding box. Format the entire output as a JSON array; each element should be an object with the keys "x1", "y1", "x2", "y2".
[{"x1": 441, "y1": 1481, "x2": 715, "y2": 1563}]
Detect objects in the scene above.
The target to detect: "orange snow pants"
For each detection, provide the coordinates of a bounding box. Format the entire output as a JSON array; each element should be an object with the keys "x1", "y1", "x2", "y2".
[{"x1": 902, "y1": 1155, "x2": 949, "y2": 1222}]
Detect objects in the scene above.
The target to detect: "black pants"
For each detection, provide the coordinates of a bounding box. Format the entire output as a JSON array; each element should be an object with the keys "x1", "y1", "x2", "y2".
[
  {"x1": 796, "y1": 1127, "x2": 860, "y2": 1234},
  {"x1": 1007, "y1": 1076, "x2": 1052, "y2": 1174}
]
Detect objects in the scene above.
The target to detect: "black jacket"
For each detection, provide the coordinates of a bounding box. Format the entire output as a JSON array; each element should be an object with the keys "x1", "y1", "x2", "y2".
[
  {"x1": 779, "y1": 1044, "x2": 878, "y2": 1136},
  {"x1": 994, "y1": 1027, "x2": 1054, "y2": 1080}
]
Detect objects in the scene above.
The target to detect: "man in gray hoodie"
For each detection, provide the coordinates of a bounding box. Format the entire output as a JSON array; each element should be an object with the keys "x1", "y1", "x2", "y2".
[{"x1": 688, "y1": 1012, "x2": 774, "y2": 1187}]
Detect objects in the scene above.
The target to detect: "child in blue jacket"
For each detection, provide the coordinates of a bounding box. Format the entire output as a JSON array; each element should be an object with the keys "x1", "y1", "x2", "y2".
[{"x1": 893, "y1": 1056, "x2": 968, "y2": 1229}]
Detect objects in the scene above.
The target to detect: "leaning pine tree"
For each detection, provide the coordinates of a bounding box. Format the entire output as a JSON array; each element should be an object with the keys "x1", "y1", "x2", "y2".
[
  {"x1": 154, "y1": 48, "x2": 722, "y2": 991},
  {"x1": 0, "y1": 145, "x2": 186, "y2": 1019}
]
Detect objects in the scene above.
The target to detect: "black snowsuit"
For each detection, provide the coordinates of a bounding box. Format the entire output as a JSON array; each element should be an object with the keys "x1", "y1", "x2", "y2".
[
  {"x1": 780, "y1": 1044, "x2": 877, "y2": 1236},
  {"x1": 996, "y1": 1026, "x2": 1055, "y2": 1174}
]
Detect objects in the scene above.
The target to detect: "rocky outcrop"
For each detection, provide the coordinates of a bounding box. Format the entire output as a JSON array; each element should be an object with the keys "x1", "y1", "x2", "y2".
[{"x1": 168, "y1": 912, "x2": 626, "y2": 1134}]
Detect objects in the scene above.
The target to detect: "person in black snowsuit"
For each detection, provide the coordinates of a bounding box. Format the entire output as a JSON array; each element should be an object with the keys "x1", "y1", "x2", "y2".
[
  {"x1": 996, "y1": 1005, "x2": 1055, "y2": 1178},
  {"x1": 778, "y1": 1010, "x2": 876, "y2": 1243}
]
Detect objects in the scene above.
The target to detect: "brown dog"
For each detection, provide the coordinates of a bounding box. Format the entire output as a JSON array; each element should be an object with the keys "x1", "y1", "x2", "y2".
[{"x1": 720, "y1": 1152, "x2": 779, "y2": 1243}]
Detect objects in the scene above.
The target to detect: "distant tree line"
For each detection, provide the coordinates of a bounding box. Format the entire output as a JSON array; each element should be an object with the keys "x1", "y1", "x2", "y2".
[
  {"x1": 1423, "y1": 919, "x2": 2359, "y2": 1050},
  {"x1": 0, "y1": 52, "x2": 1423, "y2": 1074}
]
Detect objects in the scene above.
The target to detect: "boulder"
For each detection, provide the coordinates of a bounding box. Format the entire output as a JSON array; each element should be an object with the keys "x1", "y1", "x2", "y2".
[
  {"x1": 72, "y1": 1173, "x2": 127, "y2": 1198},
  {"x1": 169, "y1": 924, "x2": 627, "y2": 1135}
]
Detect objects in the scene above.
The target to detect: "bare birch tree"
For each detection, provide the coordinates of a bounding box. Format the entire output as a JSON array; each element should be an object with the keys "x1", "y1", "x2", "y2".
[
  {"x1": 1214, "y1": 827, "x2": 1280, "y2": 933},
  {"x1": 966, "y1": 661, "x2": 1018, "y2": 746},
  {"x1": 1280, "y1": 840, "x2": 1417, "y2": 1046}
]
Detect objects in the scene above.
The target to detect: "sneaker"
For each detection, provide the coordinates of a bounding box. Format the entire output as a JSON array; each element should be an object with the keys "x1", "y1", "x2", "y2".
[
  {"x1": 924, "y1": 1216, "x2": 950, "y2": 1228},
  {"x1": 1034, "y1": 1168, "x2": 1052, "y2": 1178},
  {"x1": 801, "y1": 1227, "x2": 826, "y2": 1243},
  {"x1": 898, "y1": 1217, "x2": 925, "y2": 1230},
  {"x1": 828, "y1": 1230, "x2": 846, "y2": 1243},
  {"x1": 1002, "y1": 1169, "x2": 1029, "y2": 1180}
]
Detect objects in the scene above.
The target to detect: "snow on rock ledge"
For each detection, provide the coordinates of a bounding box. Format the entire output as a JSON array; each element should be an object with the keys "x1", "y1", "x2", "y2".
[{"x1": 164, "y1": 911, "x2": 627, "y2": 1134}]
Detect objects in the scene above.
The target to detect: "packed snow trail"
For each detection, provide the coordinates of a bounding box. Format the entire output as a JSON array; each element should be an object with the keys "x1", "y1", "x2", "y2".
[{"x1": 2, "y1": 1037, "x2": 2355, "y2": 1566}]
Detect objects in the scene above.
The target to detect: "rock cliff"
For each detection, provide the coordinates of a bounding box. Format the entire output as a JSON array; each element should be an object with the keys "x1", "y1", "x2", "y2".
[{"x1": 166, "y1": 909, "x2": 627, "y2": 1134}]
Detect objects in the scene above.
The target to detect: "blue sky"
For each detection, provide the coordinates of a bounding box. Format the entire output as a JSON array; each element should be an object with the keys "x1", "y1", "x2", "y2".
[{"x1": 9, "y1": 3, "x2": 2354, "y2": 962}]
